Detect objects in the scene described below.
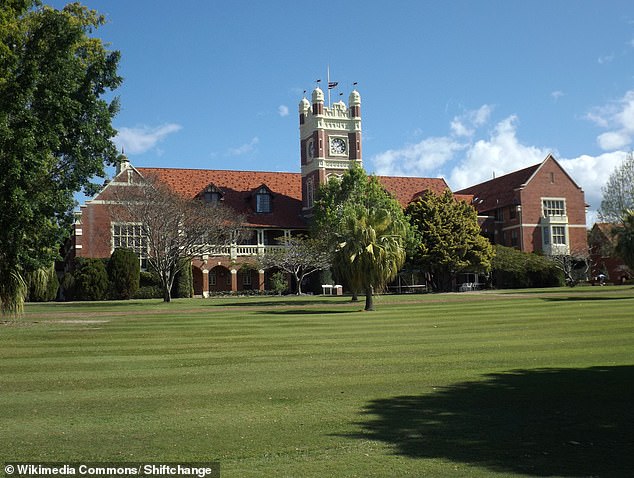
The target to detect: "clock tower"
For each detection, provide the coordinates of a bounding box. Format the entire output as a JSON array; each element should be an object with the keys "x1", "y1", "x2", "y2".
[{"x1": 299, "y1": 86, "x2": 362, "y2": 216}]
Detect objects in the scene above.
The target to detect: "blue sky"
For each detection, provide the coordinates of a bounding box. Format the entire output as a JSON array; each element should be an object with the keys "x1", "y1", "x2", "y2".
[{"x1": 51, "y1": 0, "x2": 634, "y2": 222}]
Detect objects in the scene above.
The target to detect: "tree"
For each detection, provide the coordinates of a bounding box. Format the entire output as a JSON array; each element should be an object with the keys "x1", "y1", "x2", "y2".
[
  {"x1": 26, "y1": 264, "x2": 59, "y2": 302},
  {"x1": 74, "y1": 258, "x2": 109, "y2": 301},
  {"x1": 107, "y1": 248, "x2": 140, "y2": 300},
  {"x1": 335, "y1": 203, "x2": 408, "y2": 311},
  {"x1": 258, "y1": 235, "x2": 332, "y2": 295},
  {"x1": 313, "y1": 166, "x2": 411, "y2": 310},
  {"x1": 491, "y1": 246, "x2": 563, "y2": 289},
  {"x1": 114, "y1": 175, "x2": 243, "y2": 302},
  {"x1": 547, "y1": 246, "x2": 591, "y2": 287},
  {"x1": 0, "y1": 1, "x2": 121, "y2": 315},
  {"x1": 614, "y1": 210, "x2": 634, "y2": 272},
  {"x1": 406, "y1": 190, "x2": 494, "y2": 292},
  {"x1": 599, "y1": 152, "x2": 634, "y2": 223}
]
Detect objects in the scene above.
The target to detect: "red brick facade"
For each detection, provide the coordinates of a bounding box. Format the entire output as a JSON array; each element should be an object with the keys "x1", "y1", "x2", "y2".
[
  {"x1": 456, "y1": 155, "x2": 587, "y2": 255},
  {"x1": 69, "y1": 89, "x2": 589, "y2": 296}
]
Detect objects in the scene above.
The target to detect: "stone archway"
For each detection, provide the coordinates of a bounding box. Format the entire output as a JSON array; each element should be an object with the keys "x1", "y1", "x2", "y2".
[{"x1": 209, "y1": 265, "x2": 232, "y2": 294}]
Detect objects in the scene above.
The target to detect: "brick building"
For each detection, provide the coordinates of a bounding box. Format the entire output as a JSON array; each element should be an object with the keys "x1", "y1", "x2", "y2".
[
  {"x1": 455, "y1": 155, "x2": 587, "y2": 255},
  {"x1": 69, "y1": 88, "x2": 450, "y2": 295},
  {"x1": 588, "y1": 223, "x2": 631, "y2": 284},
  {"x1": 69, "y1": 88, "x2": 589, "y2": 295}
]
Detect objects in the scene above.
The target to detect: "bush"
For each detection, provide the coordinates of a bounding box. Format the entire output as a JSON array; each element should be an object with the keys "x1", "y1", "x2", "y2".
[
  {"x1": 172, "y1": 260, "x2": 193, "y2": 298},
  {"x1": 74, "y1": 258, "x2": 110, "y2": 301},
  {"x1": 133, "y1": 270, "x2": 162, "y2": 299},
  {"x1": 60, "y1": 271, "x2": 76, "y2": 301},
  {"x1": 107, "y1": 248, "x2": 140, "y2": 299},
  {"x1": 27, "y1": 265, "x2": 59, "y2": 302},
  {"x1": 492, "y1": 246, "x2": 563, "y2": 289},
  {"x1": 140, "y1": 270, "x2": 161, "y2": 287},
  {"x1": 269, "y1": 271, "x2": 288, "y2": 295}
]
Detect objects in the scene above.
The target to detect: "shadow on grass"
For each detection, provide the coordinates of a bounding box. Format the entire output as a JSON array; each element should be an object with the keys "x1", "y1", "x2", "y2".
[
  {"x1": 208, "y1": 299, "x2": 352, "y2": 308},
  {"x1": 542, "y1": 296, "x2": 634, "y2": 302},
  {"x1": 256, "y1": 309, "x2": 359, "y2": 315},
  {"x1": 344, "y1": 366, "x2": 634, "y2": 477}
]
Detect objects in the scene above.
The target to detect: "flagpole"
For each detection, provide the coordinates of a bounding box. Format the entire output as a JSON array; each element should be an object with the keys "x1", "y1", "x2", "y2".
[{"x1": 327, "y1": 65, "x2": 331, "y2": 108}]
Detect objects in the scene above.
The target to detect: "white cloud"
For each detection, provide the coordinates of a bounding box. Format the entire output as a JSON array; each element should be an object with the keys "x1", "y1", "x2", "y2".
[
  {"x1": 598, "y1": 53, "x2": 615, "y2": 64},
  {"x1": 371, "y1": 104, "x2": 628, "y2": 226},
  {"x1": 114, "y1": 123, "x2": 182, "y2": 155},
  {"x1": 227, "y1": 137, "x2": 259, "y2": 156},
  {"x1": 551, "y1": 90, "x2": 564, "y2": 100},
  {"x1": 448, "y1": 115, "x2": 550, "y2": 190},
  {"x1": 597, "y1": 131, "x2": 631, "y2": 150},
  {"x1": 557, "y1": 152, "x2": 626, "y2": 212},
  {"x1": 278, "y1": 105, "x2": 289, "y2": 117},
  {"x1": 449, "y1": 105, "x2": 492, "y2": 138},
  {"x1": 587, "y1": 89, "x2": 634, "y2": 151},
  {"x1": 374, "y1": 105, "x2": 495, "y2": 177},
  {"x1": 373, "y1": 137, "x2": 465, "y2": 177}
]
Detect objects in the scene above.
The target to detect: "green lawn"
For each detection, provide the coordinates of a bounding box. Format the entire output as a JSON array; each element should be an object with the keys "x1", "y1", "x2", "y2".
[{"x1": 1, "y1": 287, "x2": 633, "y2": 477}]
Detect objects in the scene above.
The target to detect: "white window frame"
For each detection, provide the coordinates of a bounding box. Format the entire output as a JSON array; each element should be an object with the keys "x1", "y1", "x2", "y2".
[
  {"x1": 542, "y1": 198, "x2": 566, "y2": 217},
  {"x1": 551, "y1": 225, "x2": 567, "y2": 245},
  {"x1": 256, "y1": 188, "x2": 272, "y2": 213},
  {"x1": 112, "y1": 222, "x2": 149, "y2": 268}
]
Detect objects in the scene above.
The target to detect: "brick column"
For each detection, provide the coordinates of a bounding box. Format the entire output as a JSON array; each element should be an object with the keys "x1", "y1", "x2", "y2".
[
  {"x1": 258, "y1": 269, "x2": 265, "y2": 292},
  {"x1": 202, "y1": 270, "x2": 209, "y2": 298},
  {"x1": 231, "y1": 269, "x2": 238, "y2": 293}
]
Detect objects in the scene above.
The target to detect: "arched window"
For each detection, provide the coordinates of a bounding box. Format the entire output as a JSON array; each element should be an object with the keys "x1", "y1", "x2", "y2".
[{"x1": 306, "y1": 177, "x2": 315, "y2": 208}]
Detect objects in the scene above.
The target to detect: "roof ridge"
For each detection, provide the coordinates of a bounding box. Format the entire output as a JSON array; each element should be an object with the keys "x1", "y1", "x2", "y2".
[{"x1": 138, "y1": 166, "x2": 300, "y2": 175}]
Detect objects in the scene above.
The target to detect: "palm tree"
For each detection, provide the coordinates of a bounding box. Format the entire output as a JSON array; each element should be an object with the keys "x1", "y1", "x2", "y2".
[{"x1": 335, "y1": 204, "x2": 408, "y2": 311}]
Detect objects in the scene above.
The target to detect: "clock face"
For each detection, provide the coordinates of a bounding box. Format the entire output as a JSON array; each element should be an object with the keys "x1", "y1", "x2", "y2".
[{"x1": 330, "y1": 137, "x2": 347, "y2": 155}]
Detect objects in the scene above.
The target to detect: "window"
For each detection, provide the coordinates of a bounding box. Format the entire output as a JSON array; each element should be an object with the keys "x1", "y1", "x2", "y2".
[
  {"x1": 509, "y1": 206, "x2": 517, "y2": 220},
  {"x1": 511, "y1": 229, "x2": 518, "y2": 247},
  {"x1": 242, "y1": 271, "x2": 251, "y2": 286},
  {"x1": 202, "y1": 185, "x2": 222, "y2": 203},
  {"x1": 495, "y1": 208, "x2": 504, "y2": 222},
  {"x1": 543, "y1": 199, "x2": 565, "y2": 217},
  {"x1": 543, "y1": 225, "x2": 567, "y2": 246},
  {"x1": 255, "y1": 187, "x2": 272, "y2": 213},
  {"x1": 306, "y1": 177, "x2": 315, "y2": 208},
  {"x1": 209, "y1": 272, "x2": 217, "y2": 286},
  {"x1": 552, "y1": 226, "x2": 566, "y2": 244},
  {"x1": 112, "y1": 223, "x2": 148, "y2": 268}
]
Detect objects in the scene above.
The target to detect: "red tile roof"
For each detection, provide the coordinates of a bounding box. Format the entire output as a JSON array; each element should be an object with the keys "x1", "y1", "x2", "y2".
[
  {"x1": 136, "y1": 167, "x2": 451, "y2": 228},
  {"x1": 455, "y1": 162, "x2": 541, "y2": 213},
  {"x1": 138, "y1": 168, "x2": 306, "y2": 228},
  {"x1": 375, "y1": 175, "x2": 450, "y2": 207}
]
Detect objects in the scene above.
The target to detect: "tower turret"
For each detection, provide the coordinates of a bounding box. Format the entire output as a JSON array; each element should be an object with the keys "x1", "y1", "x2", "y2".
[{"x1": 299, "y1": 85, "x2": 362, "y2": 216}]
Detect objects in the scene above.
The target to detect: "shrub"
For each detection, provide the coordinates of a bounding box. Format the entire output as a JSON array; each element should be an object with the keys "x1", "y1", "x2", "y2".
[
  {"x1": 74, "y1": 258, "x2": 109, "y2": 301},
  {"x1": 172, "y1": 260, "x2": 193, "y2": 298},
  {"x1": 27, "y1": 265, "x2": 59, "y2": 302},
  {"x1": 60, "y1": 272, "x2": 76, "y2": 301},
  {"x1": 133, "y1": 270, "x2": 162, "y2": 299},
  {"x1": 270, "y1": 271, "x2": 288, "y2": 295},
  {"x1": 492, "y1": 246, "x2": 563, "y2": 289},
  {"x1": 107, "y1": 248, "x2": 140, "y2": 300}
]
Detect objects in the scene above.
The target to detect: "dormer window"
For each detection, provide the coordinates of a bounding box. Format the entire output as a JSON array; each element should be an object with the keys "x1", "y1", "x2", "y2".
[
  {"x1": 255, "y1": 186, "x2": 272, "y2": 213},
  {"x1": 202, "y1": 184, "x2": 223, "y2": 203}
]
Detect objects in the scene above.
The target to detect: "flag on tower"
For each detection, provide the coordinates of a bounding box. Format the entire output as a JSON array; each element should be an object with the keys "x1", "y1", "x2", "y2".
[{"x1": 328, "y1": 81, "x2": 338, "y2": 89}]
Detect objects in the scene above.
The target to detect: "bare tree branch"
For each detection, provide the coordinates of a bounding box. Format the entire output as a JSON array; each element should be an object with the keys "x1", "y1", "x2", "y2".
[{"x1": 112, "y1": 173, "x2": 244, "y2": 301}]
